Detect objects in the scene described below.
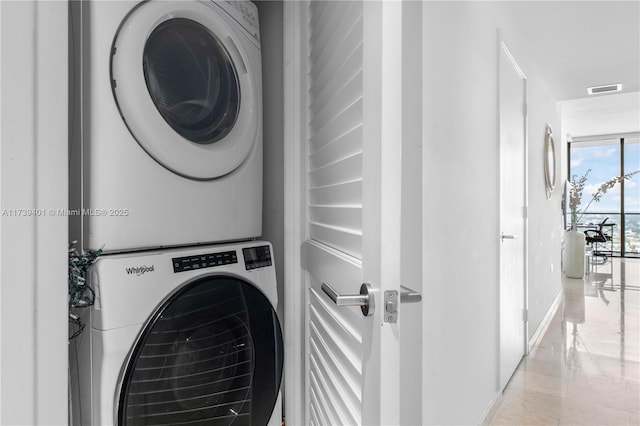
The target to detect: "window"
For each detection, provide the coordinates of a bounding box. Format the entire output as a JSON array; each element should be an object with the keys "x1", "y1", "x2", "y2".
[
  {"x1": 568, "y1": 135, "x2": 640, "y2": 257},
  {"x1": 624, "y1": 138, "x2": 640, "y2": 255}
]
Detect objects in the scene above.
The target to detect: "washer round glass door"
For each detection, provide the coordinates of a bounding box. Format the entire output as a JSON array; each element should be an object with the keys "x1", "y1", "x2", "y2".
[
  {"x1": 118, "y1": 276, "x2": 283, "y2": 426},
  {"x1": 111, "y1": 1, "x2": 260, "y2": 180}
]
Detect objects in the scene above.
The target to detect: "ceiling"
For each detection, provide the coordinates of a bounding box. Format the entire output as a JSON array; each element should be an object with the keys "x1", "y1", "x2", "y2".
[
  {"x1": 506, "y1": 1, "x2": 640, "y2": 102},
  {"x1": 561, "y1": 92, "x2": 640, "y2": 138}
]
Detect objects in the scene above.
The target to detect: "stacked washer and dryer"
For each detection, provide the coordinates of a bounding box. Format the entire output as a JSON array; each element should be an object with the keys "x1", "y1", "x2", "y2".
[{"x1": 68, "y1": 1, "x2": 283, "y2": 425}]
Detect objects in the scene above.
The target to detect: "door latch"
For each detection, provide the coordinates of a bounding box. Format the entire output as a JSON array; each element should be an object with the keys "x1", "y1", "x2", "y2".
[
  {"x1": 384, "y1": 290, "x2": 398, "y2": 323},
  {"x1": 385, "y1": 286, "x2": 422, "y2": 323}
]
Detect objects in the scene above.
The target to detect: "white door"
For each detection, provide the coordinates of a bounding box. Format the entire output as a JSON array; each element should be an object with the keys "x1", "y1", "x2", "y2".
[
  {"x1": 499, "y1": 42, "x2": 528, "y2": 390},
  {"x1": 300, "y1": 1, "x2": 403, "y2": 424}
]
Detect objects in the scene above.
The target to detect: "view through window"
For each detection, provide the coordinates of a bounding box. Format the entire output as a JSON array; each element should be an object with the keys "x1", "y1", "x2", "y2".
[{"x1": 568, "y1": 136, "x2": 640, "y2": 257}]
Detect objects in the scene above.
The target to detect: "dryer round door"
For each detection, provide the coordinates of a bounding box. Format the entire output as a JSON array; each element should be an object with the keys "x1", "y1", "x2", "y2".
[
  {"x1": 118, "y1": 276, "x2": 283, "y2": 426},
  {"x1": 111, "y1": 1, "x2": 260, "y2": 180}
]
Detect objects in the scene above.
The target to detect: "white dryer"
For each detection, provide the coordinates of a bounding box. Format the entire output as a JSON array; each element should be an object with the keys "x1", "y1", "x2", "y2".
[
  {"x1": 69, "y1": 241, "x2": 283, "y2": 426},
  {"x1": 70, "y1": 0, "x2": 263, "y2": 253}
]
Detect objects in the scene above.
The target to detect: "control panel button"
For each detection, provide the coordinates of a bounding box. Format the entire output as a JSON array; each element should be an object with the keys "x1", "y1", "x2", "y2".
[{"x1": 172, "y1": 250, "x2": 238, "y2": 273}]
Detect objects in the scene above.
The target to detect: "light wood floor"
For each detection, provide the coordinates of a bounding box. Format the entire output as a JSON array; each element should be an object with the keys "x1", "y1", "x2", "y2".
[{"x1": 490, "y1": 257, "x2": 640, "y2": 425}]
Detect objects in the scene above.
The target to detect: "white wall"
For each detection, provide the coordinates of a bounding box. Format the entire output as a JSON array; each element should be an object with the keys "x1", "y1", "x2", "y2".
[
  {"x1": 526, "y1": 68, "x2": 563, "y2": 341},
  {"x1": 256, "y1": 3, "x2": 287, "y2": 421},
  {"x1": 400, "y1": 1, "x2": 423, "y2": 424},
  {"x1": 0, "y1": 1, "x2": 68, "y2": 424},
  {"x1": 256, "y1": 0, "x2": 285, "y2": 322},
  {"x1": 421, "y1": 2, "x2": 561, "y2": 424}
]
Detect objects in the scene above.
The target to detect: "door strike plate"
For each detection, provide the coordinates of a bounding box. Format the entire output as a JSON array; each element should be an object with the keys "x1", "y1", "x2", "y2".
[{"x1": 384, "y1": 290, "x2": 398, "y2": 323}]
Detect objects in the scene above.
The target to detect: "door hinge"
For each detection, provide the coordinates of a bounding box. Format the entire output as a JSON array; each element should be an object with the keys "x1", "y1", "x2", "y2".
[
  {"x1": 522, "y1": 205, "x2": 528, "y2": 219},
  {"x1": 523, "y1": 308, "x2": 528, "y2": 322}
]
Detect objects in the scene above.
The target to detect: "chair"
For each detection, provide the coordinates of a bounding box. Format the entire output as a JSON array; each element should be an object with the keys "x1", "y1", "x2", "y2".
[{"x1": 584, "y1": 218, "x2": 612, "y2": 265}]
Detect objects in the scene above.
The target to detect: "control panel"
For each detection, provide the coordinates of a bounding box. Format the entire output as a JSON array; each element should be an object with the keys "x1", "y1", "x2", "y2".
[
  {"x1": 243, "y1": 245, "x2": 272, "y2": 270},
  {"x1": 172, "y1": 250, "x2": 237, "y2": 273},
  {"x1": 214, "y1": 1, "x2": 260, "y2": 43}
]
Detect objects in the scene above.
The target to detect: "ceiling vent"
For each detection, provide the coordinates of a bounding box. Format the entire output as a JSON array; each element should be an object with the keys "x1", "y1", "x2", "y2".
[{"x1": 587, "y1": 83, "x2": 622, "y2": 95}]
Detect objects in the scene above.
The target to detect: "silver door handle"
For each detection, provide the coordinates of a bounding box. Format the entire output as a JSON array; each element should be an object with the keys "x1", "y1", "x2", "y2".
[
  {"x1": 501, "y1": 233, "x2": 518, "y2": 241},
  {"x1": 400, "y1": 285, "x2": 422, "y2": 303},
  {"x1": 321, "y1": 282, "x2": 375, "y2": 317}
]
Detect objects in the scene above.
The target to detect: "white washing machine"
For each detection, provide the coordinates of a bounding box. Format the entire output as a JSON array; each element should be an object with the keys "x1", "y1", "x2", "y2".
[
  {"x1": 69, "y1": 0, "x2": 263, "y2": 253},
  {"x1": 69, "y1": 241, "x2": 283, "y2": 426}
]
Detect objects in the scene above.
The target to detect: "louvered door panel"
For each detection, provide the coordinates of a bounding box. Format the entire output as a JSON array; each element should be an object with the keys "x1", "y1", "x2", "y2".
[
  {"x1": 309, "y1": 180, "x2": 361, "y2": 206},
  {"x1": 308, "y1": 0, "x2": 363, "y2": 259},
  {"x1": 308, "y1": 153, "x2": 362, "y2": 188},
  {"x1": 310, "y1": 100, "x2": 363, "y2": 155},
  {"x1": 305, "y1": 242, "x2": 363, "y2": 426},
  {"x1": 299, "y1": 1, "x2": 404, "y2": 425},
  {"x1": 309, "y1": 126, "x2": 363, "y2": 170},
  {"x1": 311, "y1": 49, "x2": 363, "y2": 116},
  {"x1": 306, "y1": 2, "x2": 365, "y2": 425},
  {"x1": 309, "y1": 206, "x2": 362, "y2": 232},
  {"x1": 309, "y1": 73, "x2": 363, "y2": 136}
]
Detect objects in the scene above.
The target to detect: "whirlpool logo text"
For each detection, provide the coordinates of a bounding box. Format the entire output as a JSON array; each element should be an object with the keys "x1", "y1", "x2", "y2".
[{"x1": 125, "y1": 265, "x2": 155, "y2": 276}]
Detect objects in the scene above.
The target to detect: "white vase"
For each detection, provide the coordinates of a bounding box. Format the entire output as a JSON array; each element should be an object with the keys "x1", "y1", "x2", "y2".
[{"x1": 564, "y1": 230, "x2": 586, "y2": 278}]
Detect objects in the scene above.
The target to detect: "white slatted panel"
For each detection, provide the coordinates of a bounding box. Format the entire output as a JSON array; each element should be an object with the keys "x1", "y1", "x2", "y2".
[
  {"x1": 308, "y1": 0, "x2": 363, "y2": 260},
  {"x1": 303, "y1": 2, "x2": 403, "y2": 424},
  {"x1": 306, "y1": 242, "x2": 364, "y2": 426},
  {"x1": 307, "y1": 2, "x2": 365, "y2": 425}
]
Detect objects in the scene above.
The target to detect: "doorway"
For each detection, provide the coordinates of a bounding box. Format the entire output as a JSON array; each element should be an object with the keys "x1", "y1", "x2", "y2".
[{"x1": 498, "y1": 41, "x2": 528, "y2": 390}]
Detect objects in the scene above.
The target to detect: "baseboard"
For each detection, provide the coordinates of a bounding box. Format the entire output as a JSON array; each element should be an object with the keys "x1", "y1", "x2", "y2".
[
  {"x1": 528, "y1": 290, "x2": 562, "y2": 352},
  {"x1": 480, "y1": 292, "x2": 562, "y2": 425},
  {"x1": 479, "y1": 390, "x2": 503, "y2": 425}
]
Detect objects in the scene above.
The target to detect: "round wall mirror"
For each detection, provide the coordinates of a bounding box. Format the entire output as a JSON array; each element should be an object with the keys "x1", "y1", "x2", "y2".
[{"x1": 544, "y1": 125, "x2": 557, "y2": 199}]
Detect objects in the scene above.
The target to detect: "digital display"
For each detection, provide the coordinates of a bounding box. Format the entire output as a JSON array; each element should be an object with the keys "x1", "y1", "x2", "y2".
[{"x1": 243, "y1": 245, "x2": 272, "y2": 270}]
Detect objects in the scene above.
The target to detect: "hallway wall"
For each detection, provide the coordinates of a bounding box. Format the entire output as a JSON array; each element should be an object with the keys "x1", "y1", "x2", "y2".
[
  {"x1": 421, "y1": 2, "x2": 561, "y2": 424},
  {"x1": 526, "y1": 66, "x2": 563, "y2": 341},
  {"x1": 0, "y1": 1, "x2": 68, "y2": 424},
  {"x1": 256, "y1": 0, "x2": 285, "y2": 323}
]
